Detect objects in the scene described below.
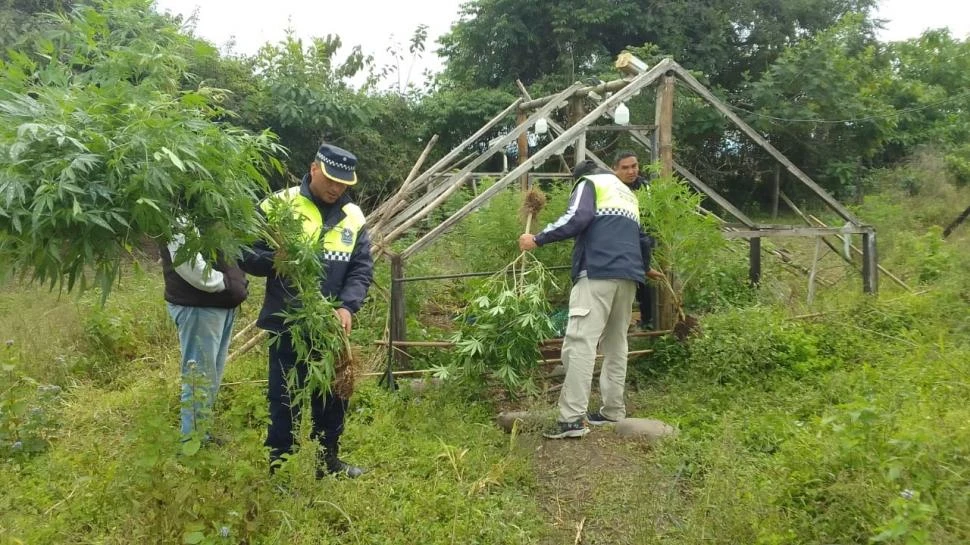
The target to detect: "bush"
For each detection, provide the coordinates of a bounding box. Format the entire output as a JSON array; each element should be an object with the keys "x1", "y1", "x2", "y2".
[
  {"x1": 686, "y1": 306, "x2": 820, "y2": 383},
  {"x1": 0, "y1": 343, "x2": 61, "y2": 463}
]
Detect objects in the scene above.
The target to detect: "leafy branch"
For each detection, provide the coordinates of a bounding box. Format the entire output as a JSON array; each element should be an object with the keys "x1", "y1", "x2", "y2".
[
  {"x1": 446, "y1": 251, "x2": 558, "y2": 396},
  {"x1": 259, "y1": 196, "x2": 353, "y2": 403},
  {"x1": 638, "y1": 175, "x2": 726, "y2": 320}
]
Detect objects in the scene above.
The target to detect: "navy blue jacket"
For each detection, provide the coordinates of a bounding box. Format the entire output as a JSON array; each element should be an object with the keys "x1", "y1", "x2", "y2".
[
  {"x1": 535, "y1": 172, "x2": 652, "y2": 283},
  {"x1": 240, "y1": 177, "x2": 374, "y2": 332}
]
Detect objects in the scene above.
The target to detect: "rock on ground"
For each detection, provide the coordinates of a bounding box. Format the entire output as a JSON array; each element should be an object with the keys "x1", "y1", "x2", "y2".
[{"x1": 614, "y1": 418, "x2": 677, "y2": 442}]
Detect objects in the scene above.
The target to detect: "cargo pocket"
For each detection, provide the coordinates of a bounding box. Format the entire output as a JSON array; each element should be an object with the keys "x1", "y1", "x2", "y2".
[{"x1": 564, "y1": 307, "x2": 590, "y2": 337}]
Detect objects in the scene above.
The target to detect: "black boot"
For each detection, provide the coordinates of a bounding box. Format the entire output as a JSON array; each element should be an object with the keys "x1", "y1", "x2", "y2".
[{"x1": 316, "y1": 443, "x2": 364, "y2": 479}]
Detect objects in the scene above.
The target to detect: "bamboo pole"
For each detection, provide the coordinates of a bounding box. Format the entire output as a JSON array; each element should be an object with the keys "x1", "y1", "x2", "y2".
[
  {"x1": 669, "y1": 63, "x2": 861, "y2": 225},
  {"x1": 807, "y1": 213, "x2": 911, "y2": 292},
  {"x1": 369, "y1": 134, "x2": 439, "y2": 231},
  {"x1": 401, "y1": 60, "x2": 675, "y2": 260},
  {"x1": 374, "y1": 174, "x2": 471, "y2": 253},
  {"x1": 230, "y1": 320, "x2": 257, "y2": 345},
  {"x1": 517, "y1": 78, "x2": 632, "y2": 112},
  {"x1": 539, "y1": 349, "x2": 654, "y2": 365},
  {"x1": 226, "y1": 330, "x2": 268, "y2": 363}
]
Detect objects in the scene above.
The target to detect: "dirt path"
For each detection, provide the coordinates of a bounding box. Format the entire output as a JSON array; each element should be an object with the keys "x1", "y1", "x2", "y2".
[{"x1": 529, "y1": 430, "x2": 671, "y2": 545}]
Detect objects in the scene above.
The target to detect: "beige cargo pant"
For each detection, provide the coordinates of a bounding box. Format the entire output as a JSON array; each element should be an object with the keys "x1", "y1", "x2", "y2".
[{"x1": 558, "y1": 276, "x2": 637, "y2": 423}]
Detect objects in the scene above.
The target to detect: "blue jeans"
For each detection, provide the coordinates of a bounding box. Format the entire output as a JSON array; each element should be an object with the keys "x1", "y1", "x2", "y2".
[{"x1": 167, "y1": 303, "x2": 237, "y2": 437}]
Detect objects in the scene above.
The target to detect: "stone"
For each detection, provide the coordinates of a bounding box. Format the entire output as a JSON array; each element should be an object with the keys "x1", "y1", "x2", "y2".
[
  {"x1": 495, "y1": 410, "x2": 554, "y2": 433},
  {"x1": 614, "y1": 418, "x2": 677, "y2": 442}
]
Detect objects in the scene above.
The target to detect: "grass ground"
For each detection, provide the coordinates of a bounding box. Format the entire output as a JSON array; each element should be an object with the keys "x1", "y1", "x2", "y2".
[{"x1": 2, "y1": 172, "x2": 969, "y2": 544}]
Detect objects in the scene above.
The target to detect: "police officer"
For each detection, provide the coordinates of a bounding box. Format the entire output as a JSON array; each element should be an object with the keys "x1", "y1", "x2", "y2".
[
  {"x1": 241, "y1": 143, "x2": 373, "y2": 477},
  {"x1": 519, "y1": 160, "x2": 659, "y2": 438}
]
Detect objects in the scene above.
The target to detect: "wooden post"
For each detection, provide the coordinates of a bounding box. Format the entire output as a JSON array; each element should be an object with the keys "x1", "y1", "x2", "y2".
[
  {"x1": 516, "y1": 110, "x2": 530, "y2": 190},
  {"x1": 655, "y1": 74, "x2": 677, "y2": 329},
  {"x1": 862, "y1": 231, "x2": 878, "y2": 295},
  {"x1": 807, "y1": 237, "x2": 824, "y2": 305},
  {"x1": 570, "y1": 98, "x2": 586, "y2": 164},
  {"x1": 771, "y1": 164, "x2": 780, "y2": 219},
  {"x1": 749, "y1": 237, "x2": 761, "y2": 286},
  {"x1": 385, "y1": 253, "x2": 407, "y2": 390},
  {"x1": 657, "y1": 75, "x2": 675, "y2": 177},
  {"x1": 657, "y1": 272, "x2": 679, "y2": 331},
  {"x1": 652, "y1": 82, "x2": 662, "y2": 168}
]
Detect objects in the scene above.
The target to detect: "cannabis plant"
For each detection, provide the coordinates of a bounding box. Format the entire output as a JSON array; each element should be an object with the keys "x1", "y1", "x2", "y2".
[
  {"x1": 0, "y1": 1, "x2": 283, "y2": 295},
  {"x1": 638, "y1": 175, "x2": 726, "y2": 319},
  {"x1": 445, "y1": 251, "x2": 558, "y2": 395},
  {"x1": 259, "y1": 195, "x2": 353, "y2": 402}
]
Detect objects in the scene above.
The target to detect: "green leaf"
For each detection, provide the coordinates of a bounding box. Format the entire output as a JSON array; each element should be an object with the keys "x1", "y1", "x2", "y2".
[
  {"x1": 181, "y1": 439, "x2": 202, "y2": 456},
  {"x1": 182, "y1": 531, "x2": 205, "y2": 544}
]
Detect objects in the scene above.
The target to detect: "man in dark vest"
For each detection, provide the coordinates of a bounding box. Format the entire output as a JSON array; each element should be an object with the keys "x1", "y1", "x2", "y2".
[
  {"x1": 613, "y1": 150, "x2": 655, "y2": 329},
  {"x1": 519, "y1": 160, "x2": 660, "y2": 438},
  {"x1": 160, "y1": 225, "x2": 248, "y2": 443},
  {"x1": 241, "y1": 143, "x2": 374, "y2": 478}
]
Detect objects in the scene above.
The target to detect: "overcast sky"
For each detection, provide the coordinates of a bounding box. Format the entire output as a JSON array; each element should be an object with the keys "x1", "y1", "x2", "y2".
[{"x1": 154, "y1": 0, "x2": 970, "y2": 89}]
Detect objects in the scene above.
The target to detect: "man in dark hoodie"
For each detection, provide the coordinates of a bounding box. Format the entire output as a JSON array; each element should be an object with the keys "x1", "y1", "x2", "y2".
[
  {"x1": 519, "y1": 160, "x2": 661, "y2": 439},
  {"x1": 161, "y1": 224, "x2": 248, "y2": 442},
  {"x1": 241, "y1": 143, "x2": 373, "y2": 478},
  {"x1": 613, "y1": 150, "x2": 655, "y2": 329}
]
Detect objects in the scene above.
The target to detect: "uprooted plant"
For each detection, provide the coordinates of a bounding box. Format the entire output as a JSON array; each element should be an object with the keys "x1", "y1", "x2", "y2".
[
  {"x1": 259, "y1": 196, "x2": 356, "y2": 406},
  {"x1": 441, "y1": 189, "x2": 557, "y2": 396},
  {"x1": 0, "y1": 1, "x2": 284, "y2": 297}
]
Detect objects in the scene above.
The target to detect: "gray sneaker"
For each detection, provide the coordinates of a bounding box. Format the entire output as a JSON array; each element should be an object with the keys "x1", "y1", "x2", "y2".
[
  {"x1": 542, "y1": 418, "x2": 591, "y2": 439},
  {"x1": 587, "y1": 411, "x2": 620, "y2": 426}
]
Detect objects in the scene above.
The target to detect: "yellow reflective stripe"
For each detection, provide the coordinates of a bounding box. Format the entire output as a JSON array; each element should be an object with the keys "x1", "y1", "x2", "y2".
[
  {"x1": 260, "y1": 187, "x2": 325, "y2": 241},
  {"x1": 586, "y1": 174, "x2": 640, "y2": 221},
  {"x1": 321, "y1": 203, "x2": 365, "y2": 255},
  {"x1": 261, "y1": 190, "x2": 364, "y2": 257}
]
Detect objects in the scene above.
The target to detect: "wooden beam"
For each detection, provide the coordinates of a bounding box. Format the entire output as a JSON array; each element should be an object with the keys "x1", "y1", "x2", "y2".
[
  {"x1": 943, "y1": 204, "x2": 970, "y2": 239},
  {"x1": 862, "y1": 231, "x2": 878, "y2": 295},
  {"x1": 390, "y1": 98, "x2": 523, "y2": 203},
  {"x1": 388, "y1": 253, "x2": 408, "y2": 384},
  {"x1": 585, "y1": 124, "x2": 657, "y2": 132},
  {"x1": 401, "y1": 59, "x2": 674, "y2": 259},
  {"x1": 669, "y1": 63, "x2": 861, "y2": 225},
  {"x1": 381, "y1": 175, "x2": 457, "y2": 233},
  {"x1": 516, "y1": 109, "x2": 530, "y2": 190},
  {"x1": 723, "y1": 227, "x2": 871, "y2": 239},
  {"x1": 368, "y1": 134, "x2": 439, "y2": 230},
  {"x1": 657, "y1": 75, "x2": 675, "y2": 178},
  {"x1": 518, "y1": 78, "x2": 632, "y2": 111},
  {"x1": 376, "y1": 174, "x2": 471, "y2": 251},
  {"x1": 771, "y1": 164, "x2": 781, "y2": 219},
  {"x1": 570, "y1": 98, "x2": 587, "y2": 164},
  {"x1": 615, "y1": 51, "x2": 650, "y2": 76}
]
